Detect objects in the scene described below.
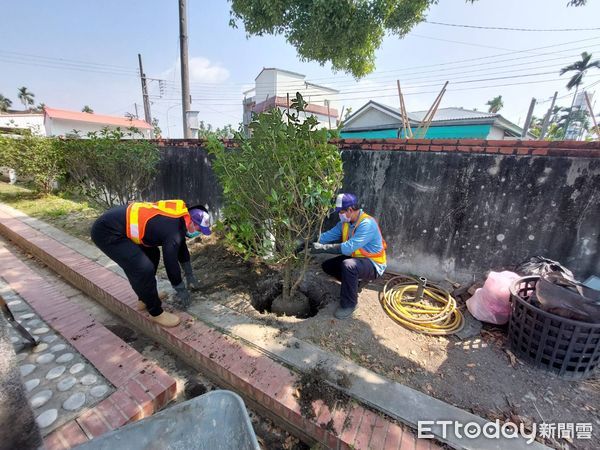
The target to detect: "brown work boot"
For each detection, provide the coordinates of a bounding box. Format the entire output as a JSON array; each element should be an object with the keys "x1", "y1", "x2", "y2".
[
  {"x1": 137, "y1": 292, "x2": 168, "y2": 311},
  {"x1": 151, "y1": 311, "x2": 180, "y2": 327}
]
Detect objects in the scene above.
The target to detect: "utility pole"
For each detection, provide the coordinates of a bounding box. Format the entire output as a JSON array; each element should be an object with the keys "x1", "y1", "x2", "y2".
[
  {"x1": 521, "y1": 97, "x2": 536, "y2": 139},
  {"x1": 539, "y1": 91, "x2": 557, "y2": 140},
  {"x1": 179, "y1": 0, "x2": 192, "y2": 138},
  {"x1": 134, "y1": 103, "x2": 139, "y2": 119},
  {"x1": 138, "y1": 54, "x2": 152, "y2": 124}
]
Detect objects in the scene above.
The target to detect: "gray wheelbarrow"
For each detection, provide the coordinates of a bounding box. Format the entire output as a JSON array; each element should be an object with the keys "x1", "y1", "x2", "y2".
[{"x1": 75, "y1": 390, "x2": 260, "y2": 450}]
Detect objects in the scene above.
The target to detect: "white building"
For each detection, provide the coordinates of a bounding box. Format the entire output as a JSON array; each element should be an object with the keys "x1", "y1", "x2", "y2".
[
  {"x1": 243, "y1": 68, "x2": 339, "y2": 132},
  {"x1": 44, "y1": 107, "x2": 153, "y2": 138},
  {"x1": 0, "y1": 111, "x2": 45, "y2": 136},
  {"x1": 0, "y1": 107, "x2": 153, "y2": 138}
]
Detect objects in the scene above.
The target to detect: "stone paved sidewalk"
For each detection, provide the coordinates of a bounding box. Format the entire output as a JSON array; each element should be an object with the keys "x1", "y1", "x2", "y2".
[
  {"x1": 2, "y1": 280, "x2": 114, "y2": 435},
  {"x1": 0, "y1": 241, "x2": 177, "y2": 450}
]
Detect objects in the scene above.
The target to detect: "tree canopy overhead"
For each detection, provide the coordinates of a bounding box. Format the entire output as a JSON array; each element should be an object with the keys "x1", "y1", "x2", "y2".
[
  {"x1": 229, "y1": 0, "x2": 436, "y2": 78},
  {"x1": 229, "y1": 0, "x2": 589, "y2": 78}
]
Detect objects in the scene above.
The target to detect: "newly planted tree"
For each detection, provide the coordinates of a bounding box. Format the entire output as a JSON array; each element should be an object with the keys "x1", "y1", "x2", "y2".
[{"x1": 208, "y1": 93, "x2": 343, "y2": 310}]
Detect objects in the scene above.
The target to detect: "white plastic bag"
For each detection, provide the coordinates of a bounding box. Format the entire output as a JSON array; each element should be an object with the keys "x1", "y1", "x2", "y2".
[{"x1": 466, "y1": 271, "x2": 520, "y2": 325}]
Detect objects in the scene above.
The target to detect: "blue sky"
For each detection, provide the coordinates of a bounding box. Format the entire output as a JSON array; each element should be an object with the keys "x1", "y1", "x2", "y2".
[{"x1": 1, "y1": 0, "x2": 599, "y2": 137}]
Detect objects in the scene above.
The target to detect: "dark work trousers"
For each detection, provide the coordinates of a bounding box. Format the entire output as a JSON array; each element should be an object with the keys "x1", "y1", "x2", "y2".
[
  {"x1": 91, "y1": 231, "x2": 164, "y2": 317},
  {"x1": 321, "y1": 255, "x2": 378, "y2": 308}
]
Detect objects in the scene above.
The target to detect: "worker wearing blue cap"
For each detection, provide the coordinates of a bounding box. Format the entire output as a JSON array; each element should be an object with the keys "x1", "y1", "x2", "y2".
[
  {"x1": 311, "y1": 193, "x2": 387, "y2": 319},
  {"x1": 91, "y1": 200, "x2": 211, "y2": 327}
]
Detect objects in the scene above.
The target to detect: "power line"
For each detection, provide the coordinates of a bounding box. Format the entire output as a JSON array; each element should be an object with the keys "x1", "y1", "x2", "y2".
[
  {"x1": 161, "y1": 68, "x2": 600, "y2": 102},
  {"x1": 154, "y1": 41, "x2": 600, "y2": 99},
  {"x1": 150, "y1": 75, "x2": 600, "y2": 107},
  {"x1": 424, "y1": 20, "x2": 600, "y2": 32},
  {"x1": 170, "y1": 47, "x2": 600, "y2": 97},
  {"x1": 163, "y1": 35, "x2": 600, "y2": 87},
  {"x1": 0, "y1": 55, "x2": 139, "y2": 77},
  {"x1": 0, "y1": 50, "x2": 138, "y2": 72}
]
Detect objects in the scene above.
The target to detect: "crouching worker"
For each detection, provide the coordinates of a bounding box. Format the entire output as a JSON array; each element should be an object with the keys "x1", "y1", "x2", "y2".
[
  {"x1": 311, "y1": 193, "x2": 387, "y2": 320},
  {"x1": 91, "y1": 200, "x2": 211, "y2": 328}
]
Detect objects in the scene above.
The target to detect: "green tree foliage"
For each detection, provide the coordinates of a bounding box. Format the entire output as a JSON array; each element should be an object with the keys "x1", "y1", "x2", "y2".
[
  {"x1": 559, "y1": 52, "x2": 599, "y2": 136},
  {"x1": 229, "y1": 1, "x2": 588, "y2": 78},
  {"x1": 229, "y1": 0, "x2": 435, "y2": 77},
  {"x1": 81, "y1": 105, "x2": 94, "y2": 113},
  {"x1": 560, "y1": 52, "x2": 600, "y2": 91},
  {"x1": 60, "y1": 127, "x2": 160, "y2": 208},
  {"x1": 486, "y1": 95, "x2": 504, "y2": 113},
  {"x1": 17, "y1": 87, "x2": 35, "y2": 109},
  {"x1": 0, "y1": 133, "x2": 65, "y2": 193},
  {"x1": 0, "y1": 94, "x2": 12, "y2": 112},
  {"x1": 152, "y1": 118, "x2": 162, "y2": 137},
  {"x1": 208, "y1": 93, "x2": 343, "y2": 302},
  {"x1": 197, "y1": 122, "x2": 236, "y2": 139}
]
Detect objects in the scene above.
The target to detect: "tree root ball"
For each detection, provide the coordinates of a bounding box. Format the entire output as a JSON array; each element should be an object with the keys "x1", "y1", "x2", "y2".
[{"x1": 271, "y1": 291, "x2": 311, "y2": 318}]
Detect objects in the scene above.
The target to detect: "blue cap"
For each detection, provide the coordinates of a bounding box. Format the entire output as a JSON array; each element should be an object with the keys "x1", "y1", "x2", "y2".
[
  {"x1": 334, "y1": 193, "x2": 358, "y2": 212},
  {"x1": 189, "y1": 208, "x2": 211, "y2": 235}
]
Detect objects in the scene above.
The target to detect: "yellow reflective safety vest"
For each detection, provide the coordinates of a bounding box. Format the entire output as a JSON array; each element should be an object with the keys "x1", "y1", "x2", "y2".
[
  {"x1": 341, "y1": 212, "x2": 387, "y2": 265},
  {"x1": 126, "y1": 200, "x2": 191, "y2": 245}
]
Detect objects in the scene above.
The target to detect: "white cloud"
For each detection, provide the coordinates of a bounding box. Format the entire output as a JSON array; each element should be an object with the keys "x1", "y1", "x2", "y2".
[
  {"x1": 161, "y1": 57, "x2": 230, "y2": 84},
  {"x1": 188, "y1": 57, "x2": 230, "y2": 83}
]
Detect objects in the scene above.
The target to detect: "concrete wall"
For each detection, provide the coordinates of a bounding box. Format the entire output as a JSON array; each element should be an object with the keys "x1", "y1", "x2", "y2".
[
  {"x1": 45, "y1": 118, "x2": 152, "y2": 138},
  {"x1": 0, "y1": 114, "x2": 45, "y2": 135},
  {"x1": 150, "y1": 138, "x2": 600, "y2": 282},
  {"x1": 144, "y1": 143, "x2": 222, "y2": 218},
  {"x1": 255, "y1": 70, "x2": 277, "y2": 104},
  {"x1": 275, "y1": 72, "x2": 306, "y2": 98}
]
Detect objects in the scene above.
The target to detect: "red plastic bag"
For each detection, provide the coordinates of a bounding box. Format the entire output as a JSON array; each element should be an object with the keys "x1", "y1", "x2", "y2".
[{"x1": 466, "y1": 271, "x2": 520, "y2": 325}]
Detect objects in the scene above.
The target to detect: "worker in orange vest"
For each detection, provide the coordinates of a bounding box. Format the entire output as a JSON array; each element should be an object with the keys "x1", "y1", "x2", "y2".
[
  {"x1": 311, "y1": 193, "x2": 387, "y2": 319},
  {"x1": 91, "y1": 200, "x2": 211, "y2": 327}
]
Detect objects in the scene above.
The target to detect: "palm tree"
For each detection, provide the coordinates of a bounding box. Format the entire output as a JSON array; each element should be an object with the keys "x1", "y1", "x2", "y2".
[
  {"x1": 560, "y1": 52, "x2": 600, "y2": 138},
  {"x1": 35, "y1": 103, "x2": 46, "y2": 112},
  {"x1": 17, "y1": 87, "x2": 35, "y2": 110},
  {"x1": 0, "y1": 94, "x2": 12, "y2": 112},
  {"x1": 81, "y1": 105, "x2": 94, "y2": 113},
  {"x1": 486, "y1": 95, "x2": 504, "y2": 113}
]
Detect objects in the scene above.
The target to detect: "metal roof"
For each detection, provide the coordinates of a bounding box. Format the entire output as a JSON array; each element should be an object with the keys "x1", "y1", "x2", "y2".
[
  {"x1": 409, "y1": 107, "x2": 499, "y2": 122},
  {"x1": 343, "y1": 101, "x2": 526, "y2": 136}
]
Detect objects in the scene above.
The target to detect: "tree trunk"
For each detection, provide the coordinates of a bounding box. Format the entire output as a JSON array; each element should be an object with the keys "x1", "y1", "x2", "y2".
[
  {"x1": 564, "y1": 85, "x2": 579, "y2": 139},
  {"x1": 282, "y1": 262, "x2": 291, "y2": 302}
]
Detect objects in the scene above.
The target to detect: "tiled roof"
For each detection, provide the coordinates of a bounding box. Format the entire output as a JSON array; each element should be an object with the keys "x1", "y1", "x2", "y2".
[
  {"x1": 44, "y1": 107, "x2": 153, "y2": 129},
  {"x1": 252, "y1": 96, "x2": 338, "y2": 117}
]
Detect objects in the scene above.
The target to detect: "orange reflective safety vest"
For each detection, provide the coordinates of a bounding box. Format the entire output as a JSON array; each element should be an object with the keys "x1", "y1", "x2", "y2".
[
  {"x1": 341, "y1": 212, "x2": 387, "y2": 265},
  {"x1": 126, "y1": 200, "x2": 191, "y2": 245}
]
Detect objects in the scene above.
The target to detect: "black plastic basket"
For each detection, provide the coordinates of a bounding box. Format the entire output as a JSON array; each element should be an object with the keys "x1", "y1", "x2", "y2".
[{"x1": 509, "y1": 276, "x2": 600, "y2": 380}]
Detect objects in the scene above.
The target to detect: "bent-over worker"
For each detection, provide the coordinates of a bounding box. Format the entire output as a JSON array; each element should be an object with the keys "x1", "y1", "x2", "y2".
[
  {"x1": 311, "y1": 193, "x2": 387, "y2": 319},
  {"x1": 91, "y1": 200, "x2": 211, "y2": 327}
]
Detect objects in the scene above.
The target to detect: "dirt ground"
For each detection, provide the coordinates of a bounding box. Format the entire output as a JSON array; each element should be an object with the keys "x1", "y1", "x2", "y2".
[
  {"x1": 3, "y1": 238, "x2": 307, "y2": 450},
  {"x1": 182, "y1": 239, "x2": 600, "y2": 450}
]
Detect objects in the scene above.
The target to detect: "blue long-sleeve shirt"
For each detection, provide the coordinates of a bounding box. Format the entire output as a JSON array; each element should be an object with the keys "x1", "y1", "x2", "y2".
[{"x1": 319, "y1": 210, "x2": 387, "y2": 276}]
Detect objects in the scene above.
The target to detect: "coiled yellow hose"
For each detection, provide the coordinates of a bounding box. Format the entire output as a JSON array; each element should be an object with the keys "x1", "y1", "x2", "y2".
[{"x1": 381, "y1": 275, "x2": 464, "y2": 335}]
